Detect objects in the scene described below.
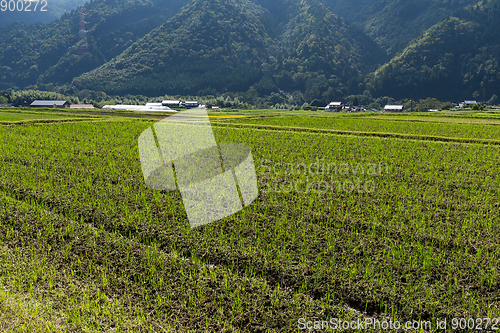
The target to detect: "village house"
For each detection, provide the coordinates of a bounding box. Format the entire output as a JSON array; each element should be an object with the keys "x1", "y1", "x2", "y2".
[
  {"x1": 456, "y1": 100, "x2": 478, "y2": 108},
  {"x1": 325, "y1": 102, "x2": 343, "y2": 112}
]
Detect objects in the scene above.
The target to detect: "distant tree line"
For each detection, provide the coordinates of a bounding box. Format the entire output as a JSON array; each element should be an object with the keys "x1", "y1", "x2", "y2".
[{"x1": 2, "y1": 89, "x2": 498, "y2": 110}]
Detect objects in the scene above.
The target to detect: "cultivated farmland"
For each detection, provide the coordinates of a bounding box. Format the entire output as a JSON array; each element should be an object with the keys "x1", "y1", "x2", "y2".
[{"x1": 0, "y1": 110, "x2": 499, "y2": 332}]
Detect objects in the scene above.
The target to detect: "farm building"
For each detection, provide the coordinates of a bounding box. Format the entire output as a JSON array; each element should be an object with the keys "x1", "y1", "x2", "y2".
[
  {"x1": 30, "y1": 100, "x2": 70, "y2": 108},
  {"x1": 347, "y1": 106, "x2": 365, "y2": 112},
  {"x1": 456, "y1": 100, "x2": 478, "y2": 108},
  {"x1": 0, "y1": 103, "x2": 12, "y2": 107},
  {"x1": 325, "y1": 102, "x2": 343, "y2": 112},
  {"x1": 162, "y1": 100, "x2": 182, "y2": 108},
  {"x1": 70, "y1": 104, "x2": 94, "y2": 109},
  {"x1": 145, "y1": 103, "x2": 163, "y2": 108},
  {"x1": 184, "y1": 101, "x2": 199, "y2": 108},
  {"x1": 384, "y1": 105, "x2": 404, "y2": 111}
]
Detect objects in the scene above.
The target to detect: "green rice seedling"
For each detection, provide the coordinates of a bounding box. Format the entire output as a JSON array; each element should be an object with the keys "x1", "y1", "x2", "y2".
[{"x1": 1, "y1": 117, "x2": 500, "y2": 330}]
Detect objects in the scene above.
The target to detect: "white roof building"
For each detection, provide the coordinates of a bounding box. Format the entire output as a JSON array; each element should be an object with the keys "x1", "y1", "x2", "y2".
[
  {"x1": 325, "y1": 102, "x2": 343, "y2": 112},
  {"x1": 162, "y1": 100, "x2": 182, "y2": 106},
  {"x1": 145, "y1": 103, "x2": 163, "y2": 107},
  {"x1": 384, "y1": 105, "x2": 404, "y2": 111},
  {"x1": 463, "y1": 100, "x2": 478, "y2": 105},
  {"x1": 327, "y1": 102, "x2": 343, "y2": 107},
  {"x1": 457, "y1": 101, "x2": 478, "y2": 108},
  {"x1": 101, "y1": 104, "x2": 174, "y2": 112}
]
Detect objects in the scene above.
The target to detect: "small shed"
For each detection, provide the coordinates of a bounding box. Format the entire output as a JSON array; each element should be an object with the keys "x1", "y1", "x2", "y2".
[
  {"x1": 30, "y1": 100, "x2": 70, "y2": 108},
  {"x1": 70, "y1": 104, "x2": 94, "y2": 109}
]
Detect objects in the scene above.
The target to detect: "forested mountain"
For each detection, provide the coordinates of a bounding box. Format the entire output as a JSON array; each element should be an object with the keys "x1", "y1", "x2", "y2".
[
  {"x1": 0, "y1": 0, "x2": 189, "y2": 90},
  {"x1": 320, "y1": 0, "x2": 478, "y2": 55},
  {"x1": 366, "y1": 0, "x2": 500, "y2": 101},
  {"x1": 0, "y1": 0, "x2": 386, "y2": 98},
  {"x1": 1, "y1": 0, "x2": 499, "y2": 103},
  {"x1": 271, "y1": 0, "x2": 386, "y2": 100},
  {"x1": 72, "y1": 0, "x2": 386, "y2": 97},
  {"x1": 72, "y1": 0, "x2": 274, "y2": 96}
]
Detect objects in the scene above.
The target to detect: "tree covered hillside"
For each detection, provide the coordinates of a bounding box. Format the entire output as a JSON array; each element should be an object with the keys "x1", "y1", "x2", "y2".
[
  {"x1": 366, "y1": 0, "x2": 500, "y2": 101},
  {"x1": 0, "y1": 0, "x2": 189, "y2": 90},
  {"x1": 3, "y1": 0, "x2": 498, "y2": 103},
  {"x1": 320, "y1": 0, "x2": 478, "y2": 54},
  {"x1": 72, "y1": 0, "x2": 386, "y2": 97},
  {"x1": 72, "y1": 0, "x2": 274, "y2": 96},
  {"x1": 271, "y1": 0, "x2": 387, "y2": 101}
]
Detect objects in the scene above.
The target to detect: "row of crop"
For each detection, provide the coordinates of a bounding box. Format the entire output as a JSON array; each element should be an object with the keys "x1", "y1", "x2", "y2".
[
  {"x1": 0, "y1": 190, "x2": 369, "y2": 332},
  {"x1": 216, "y1": 115, "x2": 500, "y2": 141},
  {"x1": 0, "y1": 120, "x2": 499, "y2": 326}
]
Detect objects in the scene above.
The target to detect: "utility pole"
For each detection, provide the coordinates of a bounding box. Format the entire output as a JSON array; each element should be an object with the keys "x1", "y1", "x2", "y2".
[
  {"x1": 411, "y1": 93, "x2": 413, "y2": 112},
  {"x1": 482, "y1": 87, "x2": 485, "y2": 107},
  {"x1": 77, "y1": 10, "x2": 89, "y2": 54}
]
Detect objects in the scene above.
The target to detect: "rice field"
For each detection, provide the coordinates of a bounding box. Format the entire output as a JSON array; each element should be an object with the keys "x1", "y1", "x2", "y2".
[
  {"x1": 0, "y1": 110, "x2": 499, "y2": 332},
  {"x1": 215, "y1": 114, "x2": 500, "y2": 142},
  {"x1": 0, "y1": 109, "x2": 98, "y2": 123}
]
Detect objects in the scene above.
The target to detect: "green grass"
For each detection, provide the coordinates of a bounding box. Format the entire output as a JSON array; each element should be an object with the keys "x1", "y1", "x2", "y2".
[
  {"x1": 0, "y1": 113, "x2": 499, "y2": 331},
  {"x1": 0, "y1": 110, "x2": 98, "y2": 123}
]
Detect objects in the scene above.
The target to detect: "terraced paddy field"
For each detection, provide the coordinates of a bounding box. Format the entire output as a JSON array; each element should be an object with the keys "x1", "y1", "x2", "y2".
[{"x1": 0, "y1": 110, "x2": 499, "y2": 332}]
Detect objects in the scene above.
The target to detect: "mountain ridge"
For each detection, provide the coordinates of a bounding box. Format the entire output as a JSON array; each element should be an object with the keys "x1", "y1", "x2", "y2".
[
  {"x1": 1, "y1": 0, "x2": 499, "y2": 103},
  {"x1": 366, "y1": 0, "x2": 500, "y2": 101},
  {"x1": 70, "y1": 0, "x2": 386, "y2": 98}
]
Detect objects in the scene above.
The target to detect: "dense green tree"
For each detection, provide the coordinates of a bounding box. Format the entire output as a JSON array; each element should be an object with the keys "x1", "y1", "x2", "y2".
[
  {"x1": 310, "y1": 98, "x2": 327, "y2": 107},
  {"x1": 488, "y1": 94, "x2": 498, "y2": 105},
  {"x1": 415, "y1": 97, "x2": 443, "y2": 112}
]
